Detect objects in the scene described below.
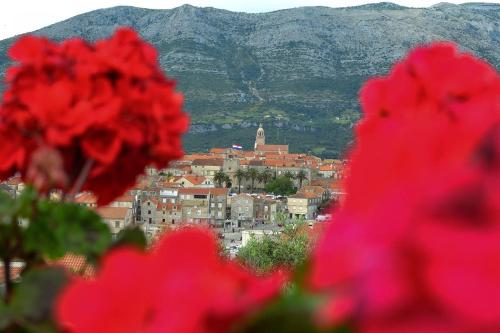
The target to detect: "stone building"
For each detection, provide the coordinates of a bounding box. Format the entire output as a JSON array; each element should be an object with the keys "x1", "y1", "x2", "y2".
[
  {"x1": 287, "y1": 192, "x2": 322, "y2": 220},
  {"x1": 178, "y1": 188, "x2": 228, "y2": 226}
]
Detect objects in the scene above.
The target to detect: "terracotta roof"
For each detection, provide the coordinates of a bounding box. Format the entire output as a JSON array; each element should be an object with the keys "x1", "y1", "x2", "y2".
[
  {"x1": 5, "y1": 176, "x2": 23, "y2": 186},
  {"x1": 209, "y1": 148, "x2": 228, "y2": 154},
  {"x1": 178, "y1": 188, "x2": 229, "y2": 196},
  {"x1": 182, "y1": 154, "x2": 213, "y2": 161},
  {"x1": 0, "y1": 262, "x2": 23, "y2": 284},
  {"x1": 319, "y1": 165, "x2": 335, "y2": 171},
  {"x1": 264, "y1": 153, "x2": 303, "y2": 159},
  {"x1": 300, "y1": 186, "x2": 328, "y2": 195},
  {"x1": 289, "y1": 192, "x2": 321, "y2": 199},
  {"x1": 264, "y1": 159, "x2": 303, "y2": 168},
  {"x1": 75, "y1": 192, "x2": 97, "y2": 204},
  {"x1": 330, "y1": 179, "x2": 345, "y2": 191},
  {"x1": 310, "y1": 178, "x2": 333, "y2": 187},
  {"x1": 96, "y1": 207, "x2": 130, "y2": 220},
  {"x1": 256, "y1": 144, "x2": 289, "y2": 152},
  {"x1": 249, "y1": 160, "x2": 265, "y2": 166},
  {"x1": 157, "y1": 202, "x2": 182, "y2": 211},
  {"x1": 240, "y1": 151, "x2": 257, "y2": 158},
  {"x1": 178, "y1": 175, "x2": 208, "y2": 186},
  {"x1": 51, "y1": 254, "x2": 95, "y2": 278},
  {"x1": 191, "y1": 158, "x2": 224, "y2": 167}
]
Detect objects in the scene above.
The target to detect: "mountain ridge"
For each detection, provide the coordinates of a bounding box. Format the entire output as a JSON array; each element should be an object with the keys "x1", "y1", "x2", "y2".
[{"x1": 0, "y1": 3, "x2": 498, "y2": 157}]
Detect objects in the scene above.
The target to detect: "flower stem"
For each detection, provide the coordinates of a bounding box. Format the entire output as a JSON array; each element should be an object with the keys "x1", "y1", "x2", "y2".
[{"x1": 66, "y1": 159, "x2": 94, "y2": 201}]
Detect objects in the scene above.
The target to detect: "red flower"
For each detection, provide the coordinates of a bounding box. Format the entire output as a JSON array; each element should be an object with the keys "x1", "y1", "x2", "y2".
[
  {"x1": 56, "y1": 228, "x2": 286, "y2": 333},
  {"x1": 0, "y1": 28, "x2": 188, "y2": 204},
  {"x1": 309, "y1": 43, "x2": 500, "y2": 332}
]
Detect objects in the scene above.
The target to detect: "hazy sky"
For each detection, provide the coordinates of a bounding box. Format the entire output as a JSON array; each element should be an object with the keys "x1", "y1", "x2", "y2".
[{"x1": 0, "y1": 0, "x2": 498, "y2": 39}]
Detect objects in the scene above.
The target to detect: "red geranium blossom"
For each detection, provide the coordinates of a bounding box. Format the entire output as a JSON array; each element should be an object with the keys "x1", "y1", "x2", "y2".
[
  {"x1": 0, "y1": 28, "x2": 188, "y2": 204},
  {"x1": 309, "y1": 43, "x2": 500, "y2": 332},
  {"x1": 56, "y1": 228, "x2": 287, "y2": 333}
]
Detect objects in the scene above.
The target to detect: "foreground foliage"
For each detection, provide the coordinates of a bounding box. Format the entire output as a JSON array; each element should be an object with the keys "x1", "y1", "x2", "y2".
[{"x1": 237, "y1": 221, "x2": 311, "y2": 273}]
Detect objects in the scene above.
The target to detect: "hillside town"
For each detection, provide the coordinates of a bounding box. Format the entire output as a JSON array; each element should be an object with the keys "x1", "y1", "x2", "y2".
[{"x1": 1, "y1": 124, "x2": 346, "y2": 253}]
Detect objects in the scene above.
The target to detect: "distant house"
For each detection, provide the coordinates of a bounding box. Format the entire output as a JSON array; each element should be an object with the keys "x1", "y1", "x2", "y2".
[
  {"x1": 175, "y1": 175, "x2": 214, "y2": 188},
  {"x1": 287, "y1": 192, "x2": 322, "y2": 220},
  {"x1": 178, "y1": 188, "x2": 229, "y2": 226},
  {"x1": 96, "y1": 206, "x2": 133, "y2": 239},
  {"x1": 191, "y1": 158, "x2": 224, "y2": 178},
  {"x1": 75, "y1": 192, "x2": 97, "y2": 208}
]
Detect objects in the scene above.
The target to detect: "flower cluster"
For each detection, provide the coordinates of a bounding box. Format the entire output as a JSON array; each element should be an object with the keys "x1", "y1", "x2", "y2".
[
  {"x1": 0, "y1": 28, "x2": 188, "y2": 204},
  {"x1": 56, "y1": 228, "x2": 286, "y2": 333},
  {"x1": 309, "y1": 43, "x2": 500, "y2": 331}
]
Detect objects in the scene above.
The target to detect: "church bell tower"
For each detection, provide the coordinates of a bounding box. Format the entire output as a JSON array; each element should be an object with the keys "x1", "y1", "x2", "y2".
[{"x1": 255, "y1": 123, "x2": 265, "y2": 150}]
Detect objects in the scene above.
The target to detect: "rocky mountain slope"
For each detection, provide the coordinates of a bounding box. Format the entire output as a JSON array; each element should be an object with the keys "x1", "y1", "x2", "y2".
[{"x1": 0, "y1": 2, "x2": 498, "y2": 157}]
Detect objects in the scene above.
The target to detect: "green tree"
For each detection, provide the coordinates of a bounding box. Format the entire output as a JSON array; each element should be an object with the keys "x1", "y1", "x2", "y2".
[
  {"x1": 283, "y1": 171, "x2": 295, "y2": 180},
  {"x1": 237, "y1": 219, "x2": 310, "y2": 273},
  {"x1": 296, "y1": 169, "x2": 308, "y2": 188},
  {"x1": 213, "y1": 169, "x2": 228, "y2": 188},
  {"x1": 235, "y1": 169, "x2": 246, "y2": 193},
  {"x1": 245, "y1": 168, "x2": 259, "y2": 192},
  {"x1": 265, "y1": 176, "x2": 297, "y2": 196},
  {"x1": 224, "y1": 174, "x2": 232, "y2": 188},
  {"x1": 258, "y1": 169, "x2": 273, "y2": 186}
]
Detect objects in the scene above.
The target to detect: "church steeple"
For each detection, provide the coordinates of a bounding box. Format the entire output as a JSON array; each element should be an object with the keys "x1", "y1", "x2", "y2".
[{"x1": 255, "y1": 123, "x2": 265, "y2": 150}]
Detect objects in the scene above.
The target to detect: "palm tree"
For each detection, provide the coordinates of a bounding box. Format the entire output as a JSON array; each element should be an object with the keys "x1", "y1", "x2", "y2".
[
  {"x1": 213, "y1": 169, "x2": 227, "y2": 188},
  {"x1": 235, "y1": 169, "x2": 246, "y2": 193},
  {"x1": 245, "y1": 168, "x2": 259, "y2": 193},
  {"x1": 224, "y1": 175, "x2": 232, "y2": 188},
  {"x1": 258, "y1": 169, "x2": 273, "y2": 186},
  {"x1": 296, "y1": 169, "x2": 308, "y2": 188},
  {"x1": 283, "y1": 170, "x2": 295, "y2": 180}
]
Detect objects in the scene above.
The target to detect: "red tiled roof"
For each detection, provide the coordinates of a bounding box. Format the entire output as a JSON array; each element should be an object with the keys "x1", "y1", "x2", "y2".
[
  {"x1": 209, "y1": 148, "x2": 228, "y2": 154},
  {"x1": 96, "y1": 207, "x2": 130, "y2": 220},
  {"x1": 182, "y1": 154, "x2": 213, "y2": 161},
  {"x1": 179, "y1": 175, "x2": 208, "y2": 186},
  {"x1": 330, "y1": 179, "x2": 345, "y2": 191},
  {"x1": 191, "y1": 158, "x2": 224, "y2": 167},
  {"x1": 178, "y1": 188, "x2": 228, "y2": 196},
  {"x1": 289, "y1": 192, "x2": 321, "y2": 199},
  {"x1": 51, "y1": 254, "x2": 95, "y2": 278},
  {"x1": 5, "y1": 176, "x2": 23, "y2": 186},
  {"x1": 256, "y1": 144, "x2": 289, "y2": 152},
  {"x1": 0, "y1": 264, "x2": 23, "y2": 284},
  {"x1": 75, "y1": 192, "x2": 97, "y2": 204}
]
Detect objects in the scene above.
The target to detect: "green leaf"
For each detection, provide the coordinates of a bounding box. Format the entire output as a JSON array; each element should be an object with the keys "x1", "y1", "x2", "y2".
[
  {"x1": 24, "y1": 201, "x2": 112, "y2": 262},
  {"x1": 8, "y1": 267, "x2": 67, "y2": 332},
  {"x1": 0, "y1": 190, "x2": 15, "y2": 224},
  {"x1": 0, "y1": 300, "x2": 11, "y2": 330},
  {"x1": 15, "y1": 186, "x2": 37, "y2": 220},
  {"x1": 112, "y1": 227, "x2": 147, "y2": 251}
]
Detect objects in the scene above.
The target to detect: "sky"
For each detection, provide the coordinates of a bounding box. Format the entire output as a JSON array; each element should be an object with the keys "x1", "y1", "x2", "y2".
[{"x1": 0, "y1": 0, "x2": 498, "y2": 39}]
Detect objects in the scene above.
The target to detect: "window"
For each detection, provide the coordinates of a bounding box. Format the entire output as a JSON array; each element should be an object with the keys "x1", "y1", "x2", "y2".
[
  {"x1": 149, "y1": 218, "x2": 152, "y2": 224},
  {"x1": 147, "y1": 202, "x2": 150, "y2": 206},
  {"x1": 115, "y1": 221, "x2": 120, "y2": 228},
  {"x1": 211, "y1": 203, "x2": 215, "y2": 208},
  {"x1": 148, "y1": 210, "x2": 151, "y2": 214},
  {"x1": 162, "y1": 218, "x2": 166, "y2": 223},
  {"x1": 218, "y1": 203, "x2": 222, "y2": 208},
  {"x1": 171, "y1": 219, "x2": 175, "y2": 224}
]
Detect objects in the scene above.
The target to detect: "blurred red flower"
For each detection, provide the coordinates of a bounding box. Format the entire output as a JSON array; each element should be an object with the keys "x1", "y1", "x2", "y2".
[
  {"x1": 0, "y1": 28, "x2": 188, "y2": 204},
  {"x1": 309, "y1": 43, "x2": 500, "y2": 332},
  {"x1": 56, "y1": 228, "x2": 286, "y2": 333}
]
